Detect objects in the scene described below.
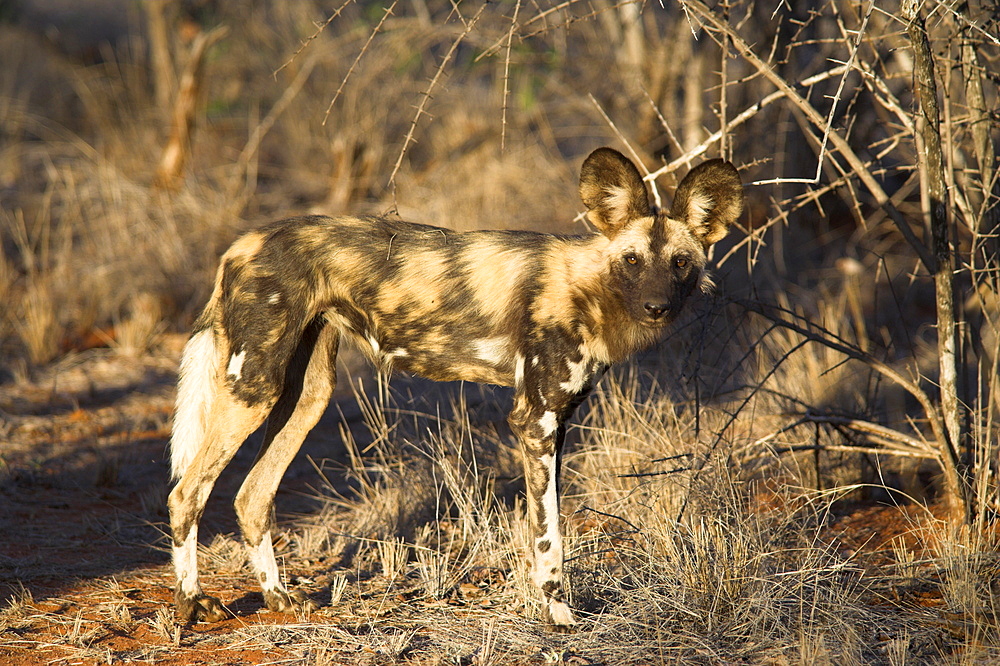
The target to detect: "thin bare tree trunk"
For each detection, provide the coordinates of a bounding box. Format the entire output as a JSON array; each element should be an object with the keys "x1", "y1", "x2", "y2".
[
  {"x1": 145, "y1": 0, "x2": 177, "y2": 115},
  {"x1": 904, "y1": 2, "x2": 968, "y2": 523},
  {"x1": 962, "y1": 26, "x2": 1000, "y2": 296},
  {"x1": 154, "y1": 26, "x2": 228, "y2": 189},
  {"x1": 682, "y1": 41, "x2": 705, "y2": 153}
]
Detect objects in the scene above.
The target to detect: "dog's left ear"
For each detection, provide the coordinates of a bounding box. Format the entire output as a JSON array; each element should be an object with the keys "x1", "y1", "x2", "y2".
[
  {"x1": 670, "y1": 159, "x2": 744, "y2": 248},
  {"x1": 579, "y1": 147, "x2": 651, "y2": 237}
]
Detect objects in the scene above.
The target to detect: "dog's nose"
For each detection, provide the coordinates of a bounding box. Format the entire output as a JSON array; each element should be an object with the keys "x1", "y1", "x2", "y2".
[{"x1": 644, "y1": 302, "x2": 669, "y2": 319}]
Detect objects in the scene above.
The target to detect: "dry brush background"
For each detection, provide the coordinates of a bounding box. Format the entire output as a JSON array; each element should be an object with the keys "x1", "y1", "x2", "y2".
[{"x1": 1, "y1": 0, "x2": 999, "y2": 664}]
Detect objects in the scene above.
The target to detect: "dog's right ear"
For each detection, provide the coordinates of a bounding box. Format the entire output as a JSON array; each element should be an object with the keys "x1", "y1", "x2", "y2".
[
  {"x1": 670, "y1": 159, "x2": 744, "y2": 248},
  {"x1": 579, "y1": 147, "x2": 651, "y2": 237}
]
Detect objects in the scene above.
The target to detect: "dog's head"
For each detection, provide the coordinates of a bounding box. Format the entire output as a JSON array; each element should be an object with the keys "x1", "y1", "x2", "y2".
[{"x1": 579, "y1": 147, "x2": 743, "y2": 327}]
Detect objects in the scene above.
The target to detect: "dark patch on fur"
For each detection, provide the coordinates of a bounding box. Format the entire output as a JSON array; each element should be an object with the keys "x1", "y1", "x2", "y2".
[
  {"x1": 175, "y1": 591, "x2": 228, "y2": 624},
  {"x1": 541, "y1": 580, "x2": 563, "y2": 597}
]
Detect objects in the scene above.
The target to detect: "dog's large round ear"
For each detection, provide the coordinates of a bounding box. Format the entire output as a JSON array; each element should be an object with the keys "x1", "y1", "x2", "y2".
[
  {"x1": 579, "y1": 148, "x2": 651, "y2": 237},
  {"x1": 669, "y1": 159, "x2": 744, "y2": 248}
]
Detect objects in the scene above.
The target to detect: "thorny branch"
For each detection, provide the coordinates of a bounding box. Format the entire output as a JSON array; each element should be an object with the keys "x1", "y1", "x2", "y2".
[
  {"x1": 500, "y1": 0, "x2": 522, "y2": 152},
  {"x1": 679, "y1": 0, "x2": 937, "y2": 269},
  {"x1": 324, "y1": 1, "x2": 399, "y2": 125},
  {"x1": 275, "y1": 0, "x2": 354, "y2": 76},
  {"x1": 388, "y1": 2, "x2": 489, "y2": 193}
]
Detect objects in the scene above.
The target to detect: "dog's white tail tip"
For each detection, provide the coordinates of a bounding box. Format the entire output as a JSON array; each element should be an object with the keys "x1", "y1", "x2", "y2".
[{"x1": 170, "y1": 329, "x2": 217, "y2": 480}]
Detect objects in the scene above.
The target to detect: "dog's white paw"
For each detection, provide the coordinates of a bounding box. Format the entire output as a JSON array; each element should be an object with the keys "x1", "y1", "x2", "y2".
[{"x1": 548, "y1": 600, "x2": 577, "y2": 629}]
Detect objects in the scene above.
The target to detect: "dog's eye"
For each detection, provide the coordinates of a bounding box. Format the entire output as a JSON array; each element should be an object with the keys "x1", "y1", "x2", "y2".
[
  {"x1": 624, "y1": 253, "x2": 638, "y2": 265},
  {"x1": 675, "y1": 256, "x2": 688, "y2": 269}
]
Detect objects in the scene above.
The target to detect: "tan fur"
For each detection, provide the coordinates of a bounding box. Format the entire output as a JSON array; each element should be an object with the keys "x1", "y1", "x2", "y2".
[
  {"x1": 224, "y1": 231, "x2": 266, "y2": 262},
  {"x1": 461, "y1": 241, "x2": 532, "y2": 325},
  {"x1": 376, "y1": 248, "x2": 451, "y2": 315}
]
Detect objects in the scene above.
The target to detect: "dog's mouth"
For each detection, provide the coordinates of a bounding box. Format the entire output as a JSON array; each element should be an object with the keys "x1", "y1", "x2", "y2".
[{"x1": 639, "y1": 313, "x2": 675, "y2": 329}]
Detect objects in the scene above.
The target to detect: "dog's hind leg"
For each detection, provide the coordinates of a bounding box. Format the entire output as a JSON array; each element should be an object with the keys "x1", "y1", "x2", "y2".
[
  {"x1": 234, "y1": 319, "x2": 340, "y2": 614},
  {"x1": 169, "y1": 390, "x2": 275, "y2": 624}
]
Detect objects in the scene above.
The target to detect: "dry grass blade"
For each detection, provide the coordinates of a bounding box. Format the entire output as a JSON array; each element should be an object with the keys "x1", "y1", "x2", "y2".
[
  {"x1": 112, "y1": 292, "x2": 164, "y2": 357},
  {"x1": 14, "y1": 280, "x2": 59, "y2": 365},
  {"x1": 376, "y1": 536, "x2": 408, "y2": 581}
]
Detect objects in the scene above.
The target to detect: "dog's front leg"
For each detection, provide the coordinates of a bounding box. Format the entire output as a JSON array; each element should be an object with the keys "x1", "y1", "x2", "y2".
[{"x1": 508, "y1": 380, "x2": 589, "y2": 629}]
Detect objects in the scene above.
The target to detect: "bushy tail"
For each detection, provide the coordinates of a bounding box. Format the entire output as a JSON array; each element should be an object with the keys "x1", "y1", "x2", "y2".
[{"x1": 170, "y1": 328, "x2": 218, "y2": 480}]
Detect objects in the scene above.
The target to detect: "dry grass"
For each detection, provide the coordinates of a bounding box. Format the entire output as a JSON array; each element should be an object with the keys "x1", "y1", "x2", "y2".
[
  {"x1": 1, "y1": 0, "x2": 999, "y2": 664},
  {"x1": 0, "y1": 379, "x2": 989, "y2": 662}
]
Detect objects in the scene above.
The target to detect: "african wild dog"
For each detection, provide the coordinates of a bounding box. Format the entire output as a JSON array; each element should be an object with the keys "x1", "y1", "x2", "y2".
[{"x1": 168, "y1": 147, "x2": 744, "y2": 627}]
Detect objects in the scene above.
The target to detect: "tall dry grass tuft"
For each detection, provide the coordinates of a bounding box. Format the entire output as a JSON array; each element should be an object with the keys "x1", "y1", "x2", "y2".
[
  {"x1": 288, "y1": 362, "x2": 900, "y2": 662},
  {"x1": 14, "y1": 278, "x2": 60, "y2": 366},
  {"x1": 112, "y1": 292, "x2": 165, "y2": 357}
]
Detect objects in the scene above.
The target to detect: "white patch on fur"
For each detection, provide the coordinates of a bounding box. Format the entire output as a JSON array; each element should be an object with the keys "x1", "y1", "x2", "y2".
[
  {"x1": 687, "y1": 191, "x2": 714, "y2": 226},
  {"x1": 559, "y1": 355, "x2": 589, "y2": 394},
  {"x1": 226, "y1": 348, "x2": 246, "y2": 380},
  {"x1": 473, "y1": 337, "x2": 509, "y2": 365},
  {"x1": 538, "y1": 411, "x2": 559, "y2": 437},
  {"x1": 548, "y1": 600, "x2": 577, "y2": 626},
  {"x1": 268, "y1": 293, "x2": 281, "y2": 304},
  {"x1": 170, "y1": 329, "x2": 217, "y2": 480},
  {"x1": 604, "y1": 184, "x2": 633, "y2": 219},
  {"x1": 248, "y1": 531, "x2": 283, "y2": 593},
  {"x1": 531, "y1": 356, "x2": 539, "y2": 367},
  {"x1": 368, "y1": 336, "x2": 381, "y2": 356},
  {"x1": 514, "y1": 354, "x2": 525, "y2": 388},
  {"x1": 390, "y1": 348, "x2": 409, "y2": 358},
  {"x1": 173, "y1": 527, "x2": 201, "y2": 596}
]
